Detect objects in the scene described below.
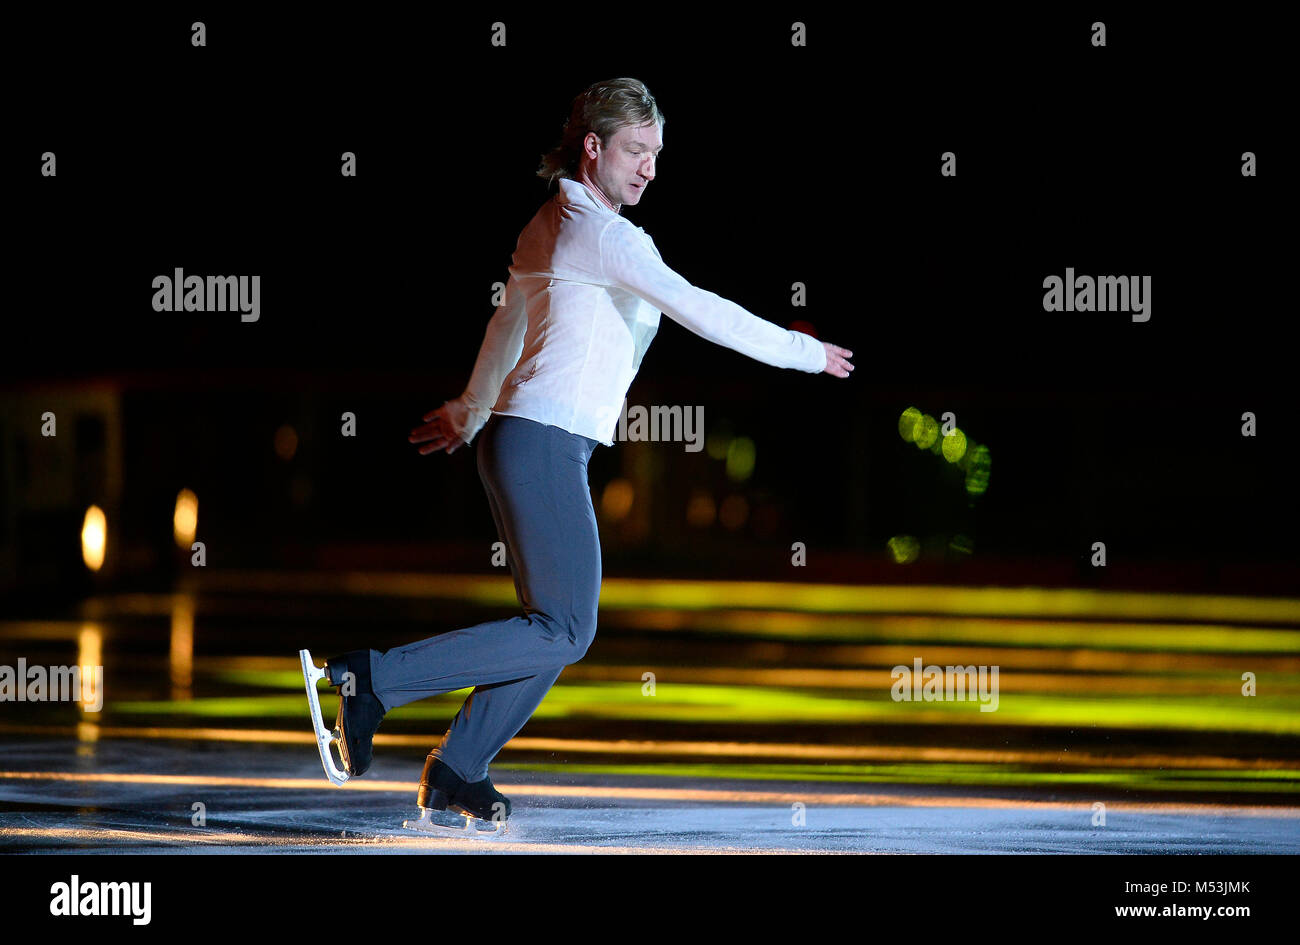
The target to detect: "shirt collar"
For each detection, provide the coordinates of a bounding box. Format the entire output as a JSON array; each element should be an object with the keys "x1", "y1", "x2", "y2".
[{"x1": 558, "y1": 177, "x2": 621, "y2": 215}]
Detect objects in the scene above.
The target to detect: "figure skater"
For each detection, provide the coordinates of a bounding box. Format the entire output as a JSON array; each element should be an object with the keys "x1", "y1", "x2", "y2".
[{"x1": 302, "y1": 77, "x2": 853, "y2": 831}]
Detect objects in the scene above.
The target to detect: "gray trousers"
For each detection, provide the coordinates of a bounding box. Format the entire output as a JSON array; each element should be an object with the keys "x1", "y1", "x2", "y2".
[{"x1": 369, "y1": 412, "x2": 602, "y2": 783}]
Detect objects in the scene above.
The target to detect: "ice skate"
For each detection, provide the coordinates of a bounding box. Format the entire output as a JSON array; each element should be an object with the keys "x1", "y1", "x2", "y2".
[
  {"x1": 403, "y1": 806, "x2": 508, "y2": 837},
  {"x1": 401, "y1": 754, "x2": 510, "y2": 837},
  {"x1": 299, "y1": 648, "x2": 387, "y2": 785},
  {"x1": 300, "y1": 648, "x2": 349, "y2": 785}
]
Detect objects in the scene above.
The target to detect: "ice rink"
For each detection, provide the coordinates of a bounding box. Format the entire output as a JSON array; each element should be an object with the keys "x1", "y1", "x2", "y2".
[
  {"x1": 3, "y1": 577, "x2": 1299, "y2": 855},
  {"x1": 3, "y1": 738, "x2": 1297, "y2": 854}
]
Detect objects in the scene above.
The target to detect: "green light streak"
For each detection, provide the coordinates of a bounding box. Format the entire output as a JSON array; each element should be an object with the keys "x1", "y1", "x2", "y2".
[
  {"x1": 181, "y1": 571, "x2": 1300, "y2": 625},
  {"x1": 111, "y1": 680, "x2": 1300, "y2": 734},
  {"x1": 493, "y1": 761, "x2": 1300, "y2": 793}
]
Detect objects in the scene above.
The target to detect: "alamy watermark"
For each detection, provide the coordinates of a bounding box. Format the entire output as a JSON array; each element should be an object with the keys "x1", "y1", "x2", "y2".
[
  {"x1": 0, "y1": 659, "x2": 103, "y2": 711},
  {"x1": 891, "y1": 657, "x2": 999, "y2": 712},
  {"x1": 1042, "y1": 268, "x2": 1150, "y2": 322},
  {"x1": 614, "y1": 397, "x2": 703, "y2": 451},
  {"x1": 50, "y1": 875, "x2": 151, "y2": 925},
  {"x1": 151, "y1": 268, "x2": 260, "y2": 322}
]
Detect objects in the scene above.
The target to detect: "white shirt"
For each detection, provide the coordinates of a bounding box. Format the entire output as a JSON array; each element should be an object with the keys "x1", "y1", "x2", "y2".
[{"x1": 444, "y1": 177, "x2": 827, "y2": 448}]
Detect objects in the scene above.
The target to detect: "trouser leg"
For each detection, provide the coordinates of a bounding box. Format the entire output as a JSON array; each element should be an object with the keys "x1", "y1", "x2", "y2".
[
  {"x1": 369, "y1": 414, "x2": 602, "y2": 780},
  {"x1": 429, "y1": 667, "x2": 564, "y2": 782}
]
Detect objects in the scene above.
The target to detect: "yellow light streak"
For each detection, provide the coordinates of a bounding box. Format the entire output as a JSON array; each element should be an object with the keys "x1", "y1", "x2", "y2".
[
  {"x1": 134, "y1": 572, "x2": 1300, "y2": 625},
  {"x1": 1, "y1": 723, "x2": 1297, "y2": 771}
]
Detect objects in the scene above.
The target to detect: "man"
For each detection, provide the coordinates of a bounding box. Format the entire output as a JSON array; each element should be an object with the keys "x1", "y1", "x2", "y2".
[
  {"x1": 428, "y1": 77, "x2": 853, "y2": 452},
  {"x1": 316, "y1": 78, "x2": 853, "y2": 829}
]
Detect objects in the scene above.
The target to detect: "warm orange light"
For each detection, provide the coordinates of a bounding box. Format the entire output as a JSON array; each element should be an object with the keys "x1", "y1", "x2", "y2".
[
  {"x1": 173, "y1": 488, "x2": 198, "y2": 548},
  {"x1": 718, "y1": 495, "x2": 749, "y2": 530},
  {"x1": 77, "y1": 623, "x2": 103, "y2": 714},
  {"x1": 81, "y1": 506, "x2": 106, "y2": 571},
  {"x1": 274, "y1": 425, "x2": 299, "y2": 461},
  {"x1": 601, "y1": 478, "x2": 635, "y2": 521},
  {"x1": 170, "y1": 595, "x2": 195, "y2": 698},
  {"x1": 686, "y1": 489, "x2": 716, "y2": 527}
]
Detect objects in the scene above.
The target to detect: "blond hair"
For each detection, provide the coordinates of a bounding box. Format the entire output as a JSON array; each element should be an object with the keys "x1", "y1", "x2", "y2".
[{"x1": 537, "y1": 77, "x2": 665, "y2": 185}]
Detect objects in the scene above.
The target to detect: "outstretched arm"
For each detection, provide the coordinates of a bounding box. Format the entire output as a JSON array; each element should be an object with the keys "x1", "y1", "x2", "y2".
[
  {"x1": 409, "y1": 272, "x2": 527, "y2": 455},
  {"x1": 599, "y1": 220, "x2": 852, "y2": 376}
]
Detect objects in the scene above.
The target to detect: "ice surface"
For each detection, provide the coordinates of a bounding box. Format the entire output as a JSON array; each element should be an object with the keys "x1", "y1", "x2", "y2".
[{"x1": 2, "y1": 738, "x2": 1297, "y2": 854}]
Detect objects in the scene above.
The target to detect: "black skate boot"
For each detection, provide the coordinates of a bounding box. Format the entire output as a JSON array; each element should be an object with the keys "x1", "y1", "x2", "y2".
[
  {"x1": 414, "y1": 753, "x2": 465, "y2": 812},
  {"x1": 454, "y1": 774, "x2": 512, "y2": 822},
  {"x1": 323, "y1": 650, "x2": 386, "y2": 777},
  {"x1": 403, "y1": 756, "x2": 510, "y2": 835}
]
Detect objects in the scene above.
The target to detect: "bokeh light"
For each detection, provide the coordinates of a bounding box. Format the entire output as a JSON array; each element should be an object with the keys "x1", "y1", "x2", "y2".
[
  {"x1": 274, "y1": 424, "x2": 298, "y2": 461},
  {"x1": 719, "y1": 494, "x2": 749, "y2": 530},
  {"x1": 725, "y1": 436, "x2": 756, "y2": 482},
  {"x1": 965, "y1": 444, "x2": 992, "y2": 495},
  {"x1": 898, "y1": 407, "x2": 922, "y2": 442},
  {"x1": 686, "y1": 489, "x2": 716, "y2": 527},
  {"x1": 601, "y1": 478, "x2": 635, "y2": 521},
  {"x1": 80, "y1": 505, "x2": 106, "y2": 572},
  {"x1": 888, "y1": 534, "x2": 920, "y2": 563},
  {"x1": 173, "y1": 488, "x2": 198, "y2": 548},
  {"x1": 942, "y1": 428, "x2": 968, "y2": 463},
  {"x1": 913, "y1": 415, "x2": 939, "y2": 450}
]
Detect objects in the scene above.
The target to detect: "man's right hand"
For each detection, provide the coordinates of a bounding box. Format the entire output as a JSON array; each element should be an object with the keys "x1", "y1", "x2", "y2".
[{"x1": 409, "y1": 402, "x2": 467, "y2": 455}]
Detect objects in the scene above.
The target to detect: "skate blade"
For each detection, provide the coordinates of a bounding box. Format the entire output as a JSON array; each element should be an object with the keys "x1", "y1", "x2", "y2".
[
  {"x1": 402, "y1": 807, "x2": 508, "y2": 838},
  {"x1": 299, "y1": 648, "x2": 350, "y2": 786}
]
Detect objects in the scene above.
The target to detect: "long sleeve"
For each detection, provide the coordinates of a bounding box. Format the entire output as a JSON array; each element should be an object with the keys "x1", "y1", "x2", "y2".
[
  {"x1": 599, "y1": 219, "x2": 827, "y2": 374},
  {"x1": 445, "y1": 272, "x2": 528, "y2": 444}
]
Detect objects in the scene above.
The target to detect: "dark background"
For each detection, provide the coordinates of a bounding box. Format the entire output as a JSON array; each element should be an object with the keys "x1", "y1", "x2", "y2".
[{"x1": 2, "y1": 7, "x2": 1294, "y2": 598}]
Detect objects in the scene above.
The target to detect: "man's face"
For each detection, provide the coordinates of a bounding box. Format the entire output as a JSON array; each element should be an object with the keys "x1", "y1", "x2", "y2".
[{"x1": 591, "y1": 122, "x2": 662, "y2": 207}]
